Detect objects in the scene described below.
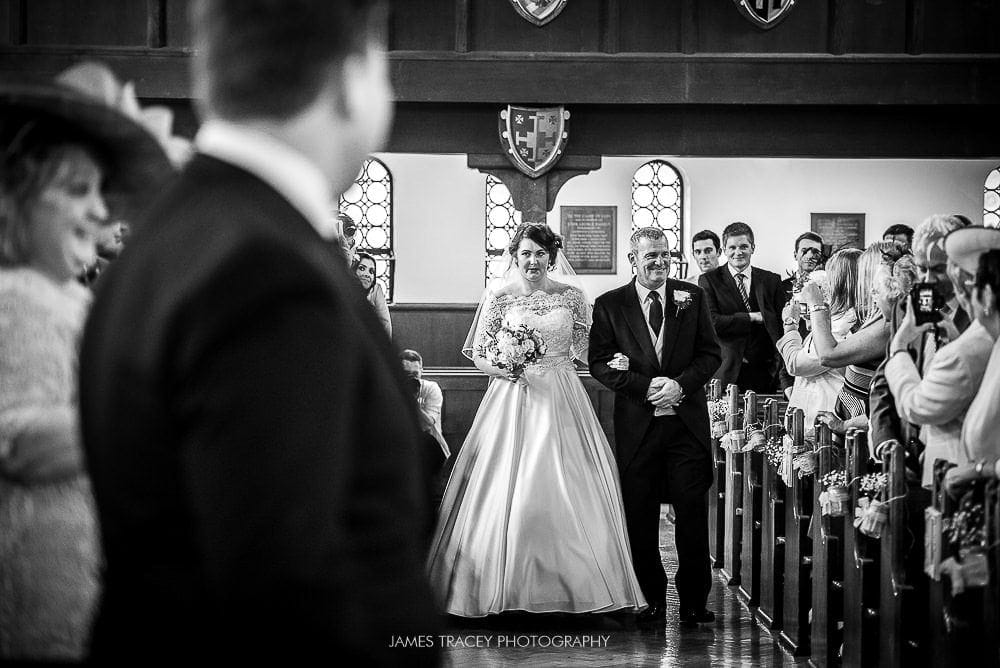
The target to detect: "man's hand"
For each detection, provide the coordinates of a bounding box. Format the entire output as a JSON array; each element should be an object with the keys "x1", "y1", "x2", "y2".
[
  {"x1": 749, "y1": 312, "x2": 764, "y2": 324},
  {"x1": 648, "y1": 377, "x2": 684, "y2": 407},
  {"x1": 781, "y1": 301, "x2": 799, "y2": 324},
  {"x1": 647, "y1": 377, "x2": 668, "y2": 398},
  {"x1": 890, "y1": 303, "x2": 933, "y2": 355}
]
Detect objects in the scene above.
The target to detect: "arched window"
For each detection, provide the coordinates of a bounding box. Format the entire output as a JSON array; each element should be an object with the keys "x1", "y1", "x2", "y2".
[
  {"x1": 985, "y1": 166, "x2": 1000, "y2": 228},
  {"x1": 631, "y1": 160, "x2": 687, "y2": 279},
  {"x1": 484, "y1": 174, "x2": 522, "y2": 285},
  {"x1": 339, "y1": 158, "x2": 394, "y2": 300}
]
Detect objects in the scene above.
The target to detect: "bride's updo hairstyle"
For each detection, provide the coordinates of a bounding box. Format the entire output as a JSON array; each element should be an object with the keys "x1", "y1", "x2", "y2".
[{"x1": 508, "y1": 222, "x2": 563, "y2": 269}]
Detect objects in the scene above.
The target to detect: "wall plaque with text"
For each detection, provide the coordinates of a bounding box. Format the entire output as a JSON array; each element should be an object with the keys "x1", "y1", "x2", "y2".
[
  {"x1": 810, "y1": 212, "x2": 866, "y2": 252},
  {"x1": 560, "y1": 206, "x2": 617, "y2": 274}
]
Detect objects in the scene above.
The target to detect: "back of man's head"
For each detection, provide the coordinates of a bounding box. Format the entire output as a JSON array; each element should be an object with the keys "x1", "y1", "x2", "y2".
[{"x1": 191, "y1": 0, "x2": 386, "y2": 121}]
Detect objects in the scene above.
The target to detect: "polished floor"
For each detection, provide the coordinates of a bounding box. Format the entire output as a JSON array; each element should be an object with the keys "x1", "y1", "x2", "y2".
[{"x1": 441, "y1": 506, "x2": 808, "y2": 667}]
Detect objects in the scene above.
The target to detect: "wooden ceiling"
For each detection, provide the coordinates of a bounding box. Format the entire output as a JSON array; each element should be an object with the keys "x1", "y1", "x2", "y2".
[{"x1": 2, "y1": 0, "x2": 998, "y2": 157}]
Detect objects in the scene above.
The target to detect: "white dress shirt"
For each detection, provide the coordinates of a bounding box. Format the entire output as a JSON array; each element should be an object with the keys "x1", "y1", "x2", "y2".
[
  {"x1": 634, "y1": 281, "x2": 675, "y2": 415},
  {"x1": 195, "y1": 120, "x2": 338, "y2": 240},
  {"x1": 728, "y1": 263, "x2": 752, "y2": 301}
]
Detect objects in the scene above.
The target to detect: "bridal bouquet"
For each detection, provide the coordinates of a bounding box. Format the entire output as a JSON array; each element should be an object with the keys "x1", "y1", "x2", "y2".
[{"x1": 484, "y1": 324, "x2": 547, "y2": 380}]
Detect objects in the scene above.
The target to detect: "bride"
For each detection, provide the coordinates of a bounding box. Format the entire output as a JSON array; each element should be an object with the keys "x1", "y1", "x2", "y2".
[{"x1": 427, "y1": 223, "x2": 646, "y2": 617}]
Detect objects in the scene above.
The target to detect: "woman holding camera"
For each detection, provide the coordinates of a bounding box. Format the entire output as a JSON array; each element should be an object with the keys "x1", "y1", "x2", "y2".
[{"x1": 884, "y1": 233, "x2": 998, "y2": 488}]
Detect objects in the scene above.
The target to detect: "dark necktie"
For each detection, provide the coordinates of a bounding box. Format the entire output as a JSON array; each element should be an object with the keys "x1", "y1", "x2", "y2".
[
  {"x1": 736, "y1": 272, "x2": 750, "y2": 312},
  {"x1": 648, "y1": 291, "x2": 663, "y2": 337}
]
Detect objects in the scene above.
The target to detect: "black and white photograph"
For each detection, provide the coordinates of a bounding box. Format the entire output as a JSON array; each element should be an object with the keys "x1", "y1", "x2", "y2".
[{"x1": 1, "y1": 1, "x2": 998, "y2": 665}]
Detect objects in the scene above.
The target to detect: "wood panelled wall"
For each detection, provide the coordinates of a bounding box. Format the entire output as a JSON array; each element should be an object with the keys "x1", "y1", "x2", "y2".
[
  {"x1": 7, "y1": 1, "x2": 994, "y2": 54},
  {"x1": 1, "y1": 1, "x2": 998, "y2": 156}
]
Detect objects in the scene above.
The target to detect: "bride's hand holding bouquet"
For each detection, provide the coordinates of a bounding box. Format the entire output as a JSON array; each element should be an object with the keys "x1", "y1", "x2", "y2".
[{"x1": 483, "y1": 324, "x2": 547, "y2": 383}]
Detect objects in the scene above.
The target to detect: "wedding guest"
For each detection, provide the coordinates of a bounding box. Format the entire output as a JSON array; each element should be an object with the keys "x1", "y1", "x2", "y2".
[
  {"x1": 886, "y1": 229, "x2": 997, "y2": 487},
  {"x1": 942, "y1": 244, "x2": 1000, "y2": 490},
  {"x1": 78, "y1": 1, "x2": 438, "y2": 664},
  {"x1": 400, "y1": 349, "x2": 447, "y2": 455},
  {"x1": 870, "y1": 213, "x2": 972, "y2": 459},
  {"x1": 815, "y1": 243, "x2": 914, "y2": 436},
  {"x1": 778, "y1": 249, "x2": 860, "y2": 427},
  {"x1": 685, "y1": 229, "x2": 721, "y2": 285},
  {"x1": 699, "y1": 221, "x2": 786, "y2": 393},
  {"x1": 353, "y1": 251, "x2": 391, "y2": 336},
  {"x1": 780, "y1": 231, "x2": 824, "y2": 302},
  {"x1": 883, "y1": 223, "x2": 914, "y2": 253},
  {"x1": 0, "y1": 64, "x2": 171, "y2": 661},
  {"x1": 338, "y1": 211, "x2": 359, "y2": 265}
]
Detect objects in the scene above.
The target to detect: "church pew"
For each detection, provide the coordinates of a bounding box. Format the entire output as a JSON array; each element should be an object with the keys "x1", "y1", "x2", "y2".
[
  {"x1": 738, "y1": 391, "x2": 763, "y2": 607},
  {"x1": 779, "y1": 408, "x2": 812, "y2": 655},
  {"x1": 878, "y1": 440, "x2": 908, "y2": 668},
  {"x1": 928, "y1": 462, "x2": 957, "y2": 668},
  {"x1": 722, "y1": 384, "x2": 743, "y2": 586},
  {"x1": 707, "y1": 379, "x2": 726, "y2": 569},
  {"x1": 810, "y1": 421, "x2": 844, "y2": 667},
  {"x1": 842, "y1": 428, "x2": 880, "y2": 668},
  {"x1": 756, "y1": 397, "x2": 785, "y2": 630}
]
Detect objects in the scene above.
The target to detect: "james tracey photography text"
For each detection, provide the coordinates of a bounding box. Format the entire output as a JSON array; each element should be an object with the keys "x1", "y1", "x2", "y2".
[{"x1": 389, "y1": 634, "x2": 613, "y2": 649}]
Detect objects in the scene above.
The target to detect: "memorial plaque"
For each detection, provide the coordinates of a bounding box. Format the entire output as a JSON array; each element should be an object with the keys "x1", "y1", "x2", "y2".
[
  {"x1": 810, "y1": 213, "x2": 865, "y2": 252},
  {"x1": 560, "y1": 206, "x2": 617, "y2": 274}
]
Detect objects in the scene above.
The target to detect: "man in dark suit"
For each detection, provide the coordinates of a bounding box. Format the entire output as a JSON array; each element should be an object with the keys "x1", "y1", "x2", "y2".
[
  {"x1": 78, "y1": 1, "x2": 438, "y2": 664},
  {"x1": 698, "y1": 221, "x2": 786, "y2": 393},
  {"x1": 590, "y1": 227, "x2": 722, "y2": 627},
  {"x1": 777, "y1": 231, "x2": 824, "y2": 395}
]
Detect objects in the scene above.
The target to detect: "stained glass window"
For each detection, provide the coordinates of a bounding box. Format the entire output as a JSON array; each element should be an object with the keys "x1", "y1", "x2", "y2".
[
  {"x1": 985, "y1": 167, "x2": 1000, "y2": 228},
  {"x1": 339, "y1": 158, "x2": 394, "y2": 300},
  {"x1": 484, "y1": 174, "x2": 522, "y2": 285},
  {"x1": 631, "y1": 160, "x2": 687, "y2": 279}
]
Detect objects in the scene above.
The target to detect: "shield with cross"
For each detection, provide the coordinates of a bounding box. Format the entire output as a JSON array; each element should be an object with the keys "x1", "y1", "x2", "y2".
[
  {"x1": 498, "y1": 105, "x2": 570, "y2": 178},
  {"x1": 732, "y1": 0, "x2": 797, "y2": 30}
]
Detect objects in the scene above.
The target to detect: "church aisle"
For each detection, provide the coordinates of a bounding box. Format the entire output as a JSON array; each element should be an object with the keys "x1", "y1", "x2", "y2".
[{"x1": 440, "y1": 507, "x2": 807, "y2": 667}]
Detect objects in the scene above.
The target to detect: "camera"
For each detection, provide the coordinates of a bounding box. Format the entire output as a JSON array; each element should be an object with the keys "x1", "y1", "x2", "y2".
[{"x1": 909, "y1": 282, "x2": 945, "y2": 325}]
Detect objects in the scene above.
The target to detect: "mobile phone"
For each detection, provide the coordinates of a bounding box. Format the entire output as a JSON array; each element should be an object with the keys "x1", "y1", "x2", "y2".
[{"x1": 909, "y1": 282, "x2": 944, "y2": 325}]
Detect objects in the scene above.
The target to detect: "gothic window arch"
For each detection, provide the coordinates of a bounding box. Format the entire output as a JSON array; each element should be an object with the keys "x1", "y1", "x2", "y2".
[
  {"x1": 484, "y1": 174, "x2": 522, "y2": 285},
  {"x1": 985, "y1": 166, "x2": 1000, "y2": 228},
  {"x1": 339, "y1": 158, "x2": 394, "y2": 300},
  {"x1": 631, "y1": 160, "x2": 687, "y2": 278}
]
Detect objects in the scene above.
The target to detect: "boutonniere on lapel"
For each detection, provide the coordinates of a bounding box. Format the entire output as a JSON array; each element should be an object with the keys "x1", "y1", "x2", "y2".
[{"x1": 673, "y1": 290, "x2": 693, "y2": 317}]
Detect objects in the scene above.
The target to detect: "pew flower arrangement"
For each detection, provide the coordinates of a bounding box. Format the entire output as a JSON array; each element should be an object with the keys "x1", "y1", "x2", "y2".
[
  {"x1": 819, "y1": 469, "x2": 850, "y2": 517},
  {"x1": 708, "y1": 400, "x2": 730, "y2": 439},
  {"x1": 853, "y1": 471, "x2": 891, "y2": 538},
  {"x1": 764, "y1": 434, "x2": 785, "y2": 470},
  {"x1": 940, "y1": 496, "x2": 990, "y2": 595}
]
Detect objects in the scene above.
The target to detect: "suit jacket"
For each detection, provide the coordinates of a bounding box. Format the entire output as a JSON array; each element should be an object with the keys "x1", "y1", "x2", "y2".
[
  {"x1": 79, "y1": 155, "x2": 438, "y2": 665},
  {"x1": 698, "y1": 265, "x2": 786, "y2": 387},
  {"x1": 589, "y1": 278, "x2": 722, "y2": 470}
]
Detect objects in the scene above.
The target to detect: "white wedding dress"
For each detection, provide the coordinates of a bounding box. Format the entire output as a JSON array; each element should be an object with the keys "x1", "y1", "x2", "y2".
[{"x1": 427, "y1": 288, "x2": 646, "y2": 617}]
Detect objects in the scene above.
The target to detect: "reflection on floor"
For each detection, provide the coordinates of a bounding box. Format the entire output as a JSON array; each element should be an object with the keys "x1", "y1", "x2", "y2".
[{"x1": 442, "y1": 506, "x2": 808, "y2": 667}]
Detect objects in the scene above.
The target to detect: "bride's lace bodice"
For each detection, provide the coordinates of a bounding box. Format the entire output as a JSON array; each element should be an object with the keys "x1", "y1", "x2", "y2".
[{"x1": 473, "y1": 288, "x2": 590, "y2": 362}]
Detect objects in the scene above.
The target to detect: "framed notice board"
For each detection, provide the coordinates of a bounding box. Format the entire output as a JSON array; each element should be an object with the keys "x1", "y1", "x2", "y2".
[
  {"x1": 560, "y1": 206, "x2": 617, "y2": 274},
  {"x1": 810, "y1": 213, "x2": 865, "y2": 251}
]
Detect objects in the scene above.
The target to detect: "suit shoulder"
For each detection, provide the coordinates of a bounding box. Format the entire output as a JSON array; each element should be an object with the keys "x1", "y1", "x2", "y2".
[
  {"x1": 755, "y1": 267, "x2": 783, "y2": 283},
  {"x1": 594, "y1": 281, "x2": 634, "y2": 304},
  {"x1": 666, "y1": 277, "x2": 703, "y2": 296}
]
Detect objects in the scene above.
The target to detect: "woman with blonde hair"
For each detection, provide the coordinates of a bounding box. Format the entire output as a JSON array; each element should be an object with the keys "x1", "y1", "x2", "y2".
[
  {"x1": 778, "y1": 248, "x2": 861, "y2": 427},
  {"x1": 813, "y1": 242, "x2": 914, "y2": 435}
]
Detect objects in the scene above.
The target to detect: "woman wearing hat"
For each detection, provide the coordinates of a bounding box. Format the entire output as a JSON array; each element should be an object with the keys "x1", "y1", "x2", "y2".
[{"x1": 0, "y1": 63, "x2": 173, "y2": 660}]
